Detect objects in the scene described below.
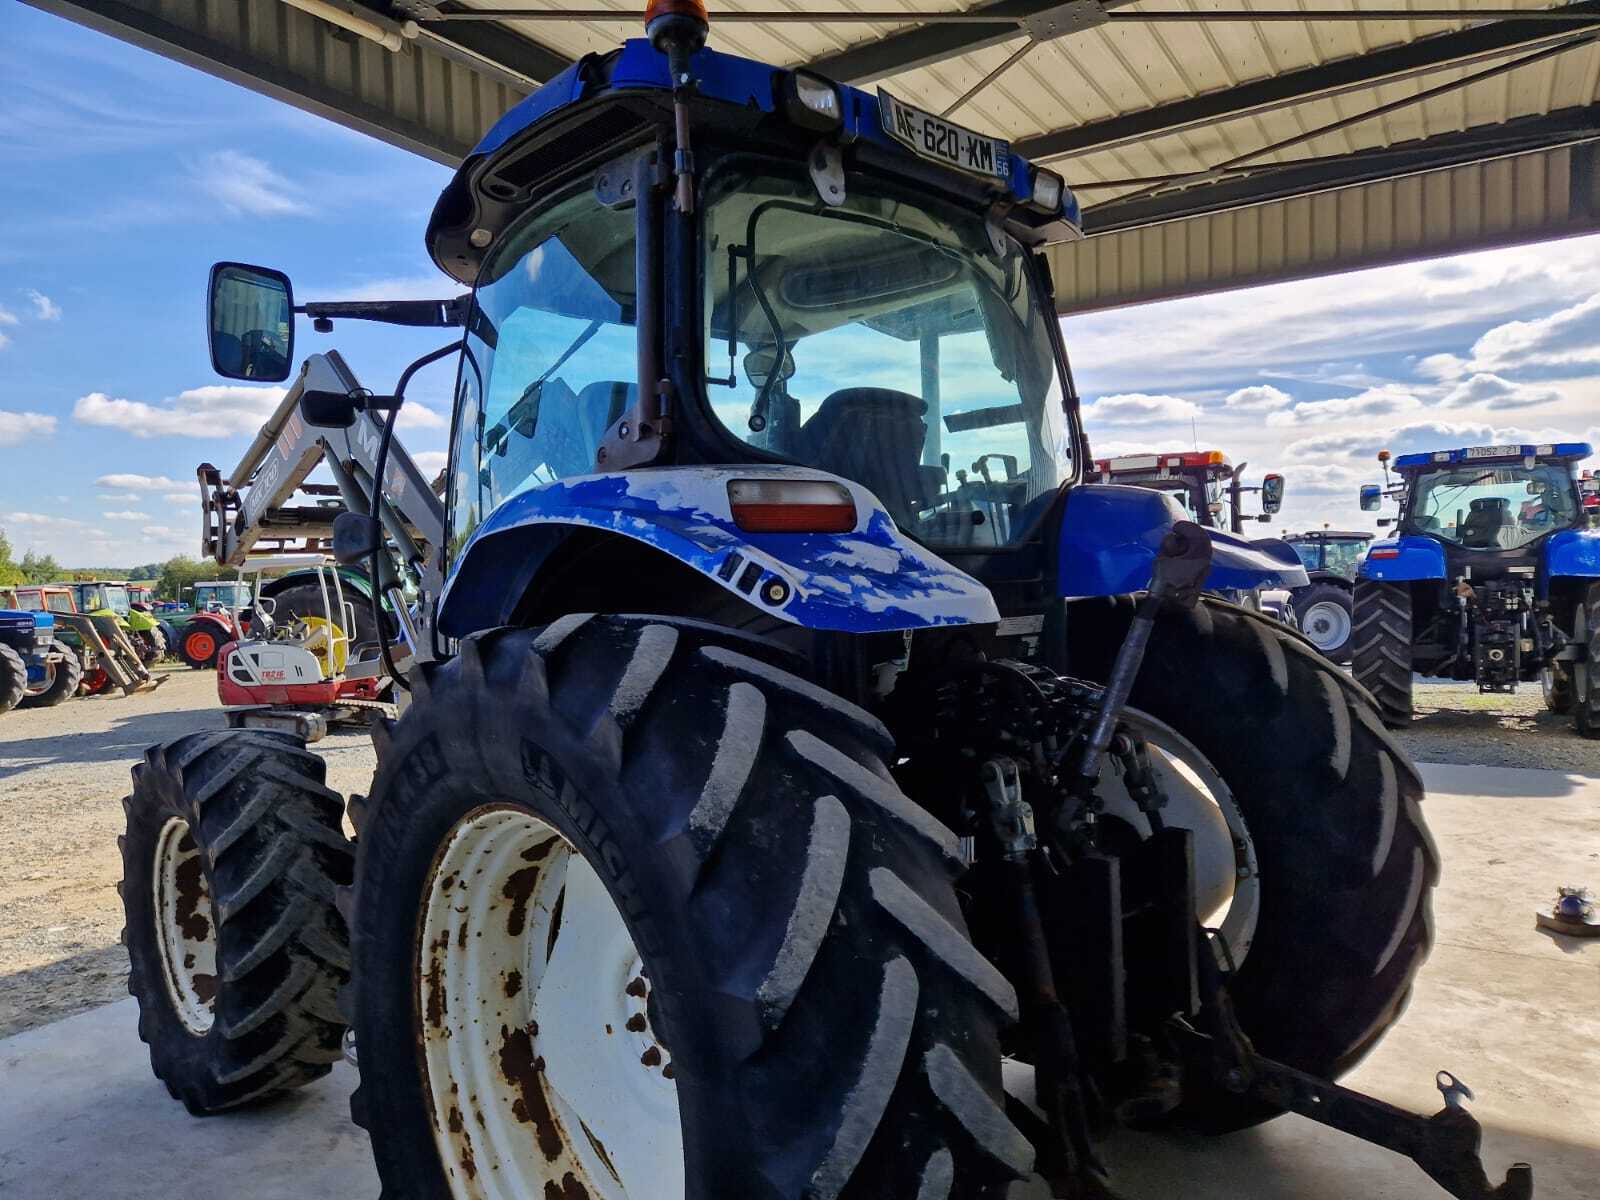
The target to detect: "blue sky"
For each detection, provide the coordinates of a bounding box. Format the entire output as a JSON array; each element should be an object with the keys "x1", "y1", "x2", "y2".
[{"x1": 3, "y1": 0, "x2": 1599, "y2": 564}]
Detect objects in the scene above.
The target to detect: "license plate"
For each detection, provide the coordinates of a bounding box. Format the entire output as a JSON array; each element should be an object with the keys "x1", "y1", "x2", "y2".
[
  {"x1": 1465, "y1": 445, "x2": 1520, "y2": 459},
  {"x1": 879, "y1": 90, "x2": 1011, "y2": 181}
]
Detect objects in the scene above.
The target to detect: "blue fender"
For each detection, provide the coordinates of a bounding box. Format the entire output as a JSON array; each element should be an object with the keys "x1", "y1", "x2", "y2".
[
  {"x1": 1057, "y1": 485, "x2": 1308, "y2": 597},
  {"x1": 1546, "y1": 528, "x2": 1600, "y2": 579},
  {"x1": 1359, "y1": 536, "x2": 1447, "y2": 582},
  {"x1": 438, "y1": 466, "x2": 999, "y2": 638}
]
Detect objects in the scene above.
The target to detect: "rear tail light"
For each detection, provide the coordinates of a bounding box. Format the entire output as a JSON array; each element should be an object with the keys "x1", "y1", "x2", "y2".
[
  {"x1": 728, "y1": 479, "x2": 856, "y2": 533},
  {"x1": 1369, "y1": 548, "x2": 1400, "y2": 559}
]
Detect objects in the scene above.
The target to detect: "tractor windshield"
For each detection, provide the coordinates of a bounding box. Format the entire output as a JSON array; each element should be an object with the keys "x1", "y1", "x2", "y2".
[
  {"x1": 703, "y1": 164, "x2": 1073, "y2": 549},
  {"x1": 1409, "y1": 462, "x2": 1578, "y2": 549}
]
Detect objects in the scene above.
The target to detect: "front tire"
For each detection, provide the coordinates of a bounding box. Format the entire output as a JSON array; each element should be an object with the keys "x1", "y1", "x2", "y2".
[
  {"x1": 0, "y1": 643, "x2": 27, "y2": 714},
  {"x1": 1352, "y1": 580, "x2": 1414, "y2": 727},
  {"x1": 19, "y1": 639, "x2": 83, "y2": 708},
  {"x1": 1292, "y1": 582, "x2": 1354, "y2": 663},
  {"x1": 1069, "y1": 596, "x2": 1436, "y2": 1131},
  {"x1": 1572, "y1": 583, "x2": 1600, "y2": 738},
  {"x1": 119, "y1": 730, "x2": 353, "y2": 1113},
  {"x1": 349, "y1": 616, "x2": 1033, "y2": 1200},
  {"x1": 177, "y1": 621, "x2": 224, "y2": 670}
]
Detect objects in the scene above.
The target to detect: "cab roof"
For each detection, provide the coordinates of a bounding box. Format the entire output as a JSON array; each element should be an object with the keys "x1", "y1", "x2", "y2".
[
  {"x1": 1393, "y1": 442, "x2": 1593, "y2": 471},
  {"x1": 429, "y1": 39, "x2": 1082, "y2": 284}
]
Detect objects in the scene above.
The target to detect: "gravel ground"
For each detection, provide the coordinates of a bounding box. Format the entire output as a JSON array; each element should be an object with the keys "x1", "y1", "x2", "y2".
[
  {"x1": 0, "y1": 668, "x2": 377, "y2": 1038},
  {"x1": 1394, "y1": 677, "x2": 1600, "y2": 772}
]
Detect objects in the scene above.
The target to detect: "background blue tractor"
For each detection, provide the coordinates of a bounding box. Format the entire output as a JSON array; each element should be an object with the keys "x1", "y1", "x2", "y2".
[
  {"x1": 1282, "y1": 529, "x2": 1374, "y2": 663},
  {"x1": 1353, "y1": 442, "x2": 1600, "y2": 735},
  {"x1": 0, "y1": 598, "x2": 78, "y2": 712},
  {"x1": 113, "y1": 12, "x2": 1524, "y2": 1200}
]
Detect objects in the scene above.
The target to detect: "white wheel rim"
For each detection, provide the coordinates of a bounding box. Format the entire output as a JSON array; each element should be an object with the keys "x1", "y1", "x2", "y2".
[
  {"x1": 152, "y1": 816, "x2": 218, "y2": 1035},
  {"x1": 1094, "y1": 709, "x2": 1260, "y2": 968},
  {"x1": 1300, "y1": 600, "x2": 1352, "y2": 653},
  {"x1": 25, "y1": 660, "x2": 54, "y2": 697},
  {"x1": 419, "y1": 807, "x2": 684, "y2": 1200}
]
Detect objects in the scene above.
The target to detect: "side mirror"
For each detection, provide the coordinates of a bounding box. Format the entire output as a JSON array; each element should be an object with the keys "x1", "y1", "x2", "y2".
[
  {"x1": 1260, "y1": 472, "x2": 1284, "y2": 514},
  {"x1": 301, "y1": 389, "x2": 361, "y2": 429},
  {"x1": 1360, "y1": 484, "x2": 1382, "y2": 512},
  {"x1": 209, "y1": 263, "x2": 294, "y2": 382},
  {"x1": 333, "y1": 512, "x2": 379, "y2": 566}
]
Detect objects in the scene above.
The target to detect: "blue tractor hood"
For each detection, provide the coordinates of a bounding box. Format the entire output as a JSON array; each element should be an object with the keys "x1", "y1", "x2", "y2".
[{"x1": 1058, "y1": 485, "x2": 1308, "y2": 597}]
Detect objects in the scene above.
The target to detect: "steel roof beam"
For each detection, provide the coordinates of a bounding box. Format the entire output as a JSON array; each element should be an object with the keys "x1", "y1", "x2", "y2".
[
  {"x1": 1018, "y1": 2, "x2": 1600, "y2": 162},
  {"x1": 1079, "y1": 105, "x2": 1600, "y2": 234}
]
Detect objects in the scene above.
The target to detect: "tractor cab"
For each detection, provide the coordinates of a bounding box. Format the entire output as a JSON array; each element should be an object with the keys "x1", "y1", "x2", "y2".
[
  {"x1": 1285, "y1": 530, "x2": 1373, "y2": 581},
  {"x1": 9, "y1": 585, "x2": 77, "y2": 615},
  {"x1": 192, "y1": 580, "x2": 252, "y2": 613},
  {"x1": 71, "y1": 580, "x2": 131, "y2": 618},
  {"x1": 1092, "y1": 450, "x2": 1284, "y2": 535}
]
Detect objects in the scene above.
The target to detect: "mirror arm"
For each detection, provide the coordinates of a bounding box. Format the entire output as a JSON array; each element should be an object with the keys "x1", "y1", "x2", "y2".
[{"x1": 295, "y1": 296, "x2": 469, "y2": 329}]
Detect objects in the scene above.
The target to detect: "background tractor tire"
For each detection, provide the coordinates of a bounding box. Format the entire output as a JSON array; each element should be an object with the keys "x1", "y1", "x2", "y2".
[
  {"x1": 0, "y1": 643, "x2": 27, "y2": 715},
  {"x1": 1068, "y1": 596, "x2": 1436, "y2": 1133},
  {"x1": 347, "y1": 615, "x2": 1034, "y2": 1200},
  {"x1": 1352, "y1": 580, "x2": 1414, "y2": 727},
  {"x1": 1291, "y1": 582, "x2": 1355, "y2": 663},
  {"x1": 1572, "y1": 583, "x2": 1600, "y2": 738},
  {"x1": 177, "y1": 621, "x2": 225, "y2": 670},
  {"x1": 119, "y1": 730, "x2": 353, "y2": 1113},
  {"x1": 267, "y1": 582, "x2": 380, "y2": 648},
  {"x1": 19, "y1": 639, "x2": 83, "y2": 708},
  {"x1": 135, "y1": 626, "x2": 167, "y2": 666}
]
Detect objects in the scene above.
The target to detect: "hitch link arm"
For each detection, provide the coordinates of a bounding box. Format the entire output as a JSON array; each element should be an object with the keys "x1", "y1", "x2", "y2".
[{"x1": 1187, "y1": 935, "x2": 1532, "y2": 1200}]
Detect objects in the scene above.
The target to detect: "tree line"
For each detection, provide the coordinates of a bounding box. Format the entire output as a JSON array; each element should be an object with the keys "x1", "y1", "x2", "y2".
[{"x1": 1, "y1": 528, "x2": 215, "y2": 601}]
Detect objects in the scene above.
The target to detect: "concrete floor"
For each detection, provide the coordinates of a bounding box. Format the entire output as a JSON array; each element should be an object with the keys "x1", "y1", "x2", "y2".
[{"x1": 1, "y1": 762, "x2": 1596, "y2": 1199}]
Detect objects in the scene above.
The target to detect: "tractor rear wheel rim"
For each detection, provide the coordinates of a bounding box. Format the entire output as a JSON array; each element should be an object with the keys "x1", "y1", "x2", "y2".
[
  {"x1": 188, "y1": 631, "x2": 216, "y2": 662},
  {"x1": 418, "y1": 806, "x2": 684, "y2": 1200},
  {"x1": 1095, "y1": 708, "x2": 1260, "y2": 968},
  {"x1": 152, "y1": 816, "x2": 218, "y2": 1035},
  {"x1": 1301, "y1": 599, "x2": 1351, "y2": 653}
]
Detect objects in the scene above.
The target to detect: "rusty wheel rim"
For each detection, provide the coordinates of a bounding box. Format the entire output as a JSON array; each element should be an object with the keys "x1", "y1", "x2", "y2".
[
  {"x1": 153, "y1": 816, "x2": 219, "y2": 1035},
  {"x1": 418, "y1": 806, "x2": 683, "y2": 1200}
]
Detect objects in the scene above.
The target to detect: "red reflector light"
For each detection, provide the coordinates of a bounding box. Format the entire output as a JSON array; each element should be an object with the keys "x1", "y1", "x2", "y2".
[
  {"x1": 1369, "y1": 548, "x2": 1400, "y2": 559},
  {"x1": 728, "y1": 479, "x2": 856, "y2": 533}
]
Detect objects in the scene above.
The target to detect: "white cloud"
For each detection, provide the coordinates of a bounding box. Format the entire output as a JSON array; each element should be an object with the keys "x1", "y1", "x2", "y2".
[
  {"x1": 0, "y1": 409, "x2": 57, "y2": 445},
  {"x1": 412, "y1": 450, "x2": 448, "y2": 476},
  {"x1": 1453, "y1": 292, "x2": 1600, "y2": 377},
  {"x1": 1438, "y1": 373, "x2": 1563, "y2": 411},
  {"x1": 97, "y1": 492, "x2": 143, "y2": 502},
  {"x1": 26, "y1": 290, "x2": 61, "y2": 320},
  {"x1": 0, "y1": 308, "x2": 18, "y2": 327},
  {"x1": 1267, "y1": 385, "x2": 1423, "y2": 427},
  {"x1": 163, "y1": 491, "x2": 196, "y2": 505},
  {"x1": 0, "y1": 511, "x2": 89, "y2": 530},
  {"x1": 397, "y1": 401, "x2": 448, "y2": 431},
  {"x1": 96, "y1": 473, "x2": 189, "y2": 491},
  {"x1": 139, "y1": 525, "x2": 186, "y2": 540},
  {"x1": 103, "y1": 510, "x2": 150, "y2": 521},
  {"x1": 1080, "y1": 392, "x2": 1201, "y2": 424},
  {"x1": 75, "y1": 383, "x2": 286, "y2": 438},
  {"x1": 1221, "y1": 384, "x2": 1291, "y2": 412},
  {"x1": 187, "y1": 150, "x2": 312, "y2": 218}
]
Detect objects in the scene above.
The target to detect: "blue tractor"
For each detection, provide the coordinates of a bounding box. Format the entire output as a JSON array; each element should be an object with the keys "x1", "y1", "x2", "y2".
[
  {"x1": 1354, "y1": 442, "x2": 1600, "y2": 735},
  {"x1": 118, "y1": 11, "x2": 1526, "y2": 1200},
  {"x1": 0, "y1": 599, "x2": 79, "y2": 713}
]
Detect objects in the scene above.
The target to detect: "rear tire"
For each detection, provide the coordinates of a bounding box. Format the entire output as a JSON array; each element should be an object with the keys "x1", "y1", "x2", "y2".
[
  {"x1": 1352, "y1": 580, "x2": 1414, "y2": 727},
  {"x1": 1292, "y1": 582, "x2": 1354, "y2": 663},
  {"x1": 177, "y1": 621, "x2": 224, "y2": 670},
  {"x1": 1068, "y1": 596, "x2": 1436, "y2": 1132},
  {"x1": 1572, "y1": 583, "x2": 1600, "y2": 738},
  {"x1": 19, "y1": 639, "x2": 82, "y2": 708},
  {"x1": 348, "y1": 615, "x2": 1032, "y2": 1200},
  {"x1": 0, "y1": 644, "x2": 26, "y2": 714},
  {"x1": 135, "y1": 626, "x2": 167, "y2": 665},
  {"x1": 119, "y1": 730, "x2": 353, "y2": 1113}
]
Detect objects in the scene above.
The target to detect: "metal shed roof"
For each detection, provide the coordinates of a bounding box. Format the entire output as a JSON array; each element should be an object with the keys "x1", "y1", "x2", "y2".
[{"x1": 25, "y1": 0, "x2": 1600, "y2": 307}]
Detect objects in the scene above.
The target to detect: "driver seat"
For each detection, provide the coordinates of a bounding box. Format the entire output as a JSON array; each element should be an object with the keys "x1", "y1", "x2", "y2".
[
  {"x1": 1459, "y1": 497, "x2": 1515, "y2": 549},
  {"x1": 798, "y1": 388, "x2": 930, "y2": 525}
]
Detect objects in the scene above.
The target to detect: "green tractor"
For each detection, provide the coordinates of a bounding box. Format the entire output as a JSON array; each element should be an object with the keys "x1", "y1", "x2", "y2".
[{"x1": 69, "y1": 580, "x2": 167, "y2": 668}]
